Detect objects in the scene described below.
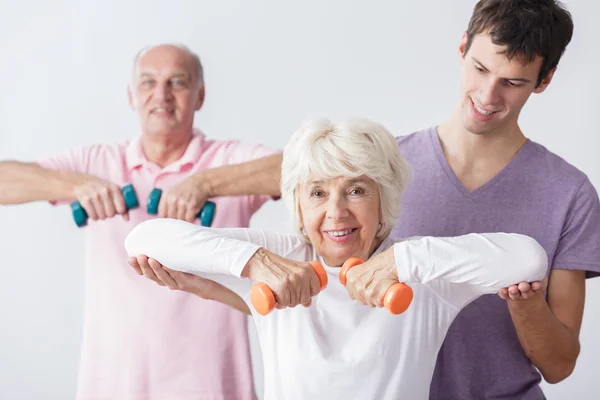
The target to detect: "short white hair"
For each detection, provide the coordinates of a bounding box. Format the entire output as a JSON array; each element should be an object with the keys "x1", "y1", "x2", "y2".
[
  {"x1": 131, "y1": 43, "x2": 204, "y2": 89},
  {"x1": 281, "y1": 118, "x2": 412, "y2": 241}
]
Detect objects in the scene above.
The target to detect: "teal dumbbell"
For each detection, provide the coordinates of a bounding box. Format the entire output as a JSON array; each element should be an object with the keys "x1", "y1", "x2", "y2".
[
  {"x1": 146, "y1": 188, "x2": 216, "y2": 227},
  {"x1": 70, "y1": 184, "x2": 139, "y2": 227}
]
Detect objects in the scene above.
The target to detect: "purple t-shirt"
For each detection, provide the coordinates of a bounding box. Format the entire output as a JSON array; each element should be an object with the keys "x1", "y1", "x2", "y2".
[{"x1": 391, "y1": 127, "x2": 600, "y2": 400}]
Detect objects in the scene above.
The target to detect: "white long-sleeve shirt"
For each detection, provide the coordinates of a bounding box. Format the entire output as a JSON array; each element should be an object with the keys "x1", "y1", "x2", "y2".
[{"x1": 124, "y1": 218, "x2": 548, "y2": 400}]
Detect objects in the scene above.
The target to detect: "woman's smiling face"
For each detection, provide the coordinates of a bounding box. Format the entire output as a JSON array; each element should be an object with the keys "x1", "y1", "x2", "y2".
[{"x1": 298, "y1": 175, "x2": 382, "y2": 267}]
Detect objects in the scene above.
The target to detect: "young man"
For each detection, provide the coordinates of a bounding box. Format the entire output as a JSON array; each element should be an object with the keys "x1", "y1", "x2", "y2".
[
  {"x1": 0, "y1": 44, "x2": 281, "y2": 400},
  {"x1": 214, "y1": 1, "x2": 598, "y2": 398},
  {"x1": 389, "y1": 1, "x2": 600, "y2": 399}
]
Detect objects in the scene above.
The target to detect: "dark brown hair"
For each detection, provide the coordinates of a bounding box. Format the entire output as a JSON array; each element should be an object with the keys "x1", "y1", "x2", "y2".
[{"x1": 464, "y1": 0, "x2": 573, "y2": 86}]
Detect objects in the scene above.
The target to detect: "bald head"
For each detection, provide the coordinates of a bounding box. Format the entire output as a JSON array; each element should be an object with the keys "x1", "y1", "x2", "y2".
[
  {"x1": 132, "y1": 43, "x2": 204, "y2": 89},
  {"x1": 128, "y1": 43, "x2": 206, "y2": 138}
]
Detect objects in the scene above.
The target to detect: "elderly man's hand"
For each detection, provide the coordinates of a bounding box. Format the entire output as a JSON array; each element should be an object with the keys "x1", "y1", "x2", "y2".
[
  {"x1": 74, "y1": 176, "x2": 129, "y2": 221},
  {"x1": 243, "y1": 248, "x2": 322, "y2": 309},
  {"x1": 158, "y1": 173, "x2": 211, "y2": 222},
  {"x1": 129, "y1": 254, "x2": 223, "y2": 298},
  {"x1": 344, "y1": 248, "x2": 398, "y2": 308},
  {"x1": 498, "y1": 277, "x2": 548, "y2": 301}
]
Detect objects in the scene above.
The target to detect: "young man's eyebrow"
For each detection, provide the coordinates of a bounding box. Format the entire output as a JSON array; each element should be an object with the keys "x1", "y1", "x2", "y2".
[{"x1": 472, "y1": 57, "x2": 532, "y2": 83}]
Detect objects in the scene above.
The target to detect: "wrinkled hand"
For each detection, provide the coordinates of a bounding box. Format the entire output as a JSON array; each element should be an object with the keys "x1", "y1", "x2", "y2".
[
  {"x1": 498, "y1": 277, "x2": 548, "y2": 301},
  {"x1": 74, "y1": 176, "x2": 129, "y2": 221},
  {"x1": 244, "y1": 249, "x2": 322, "y2": 309},
  {"x1": 344, "y1": 249, "x2": 398, "y2": 308},
  {"x1": 158, "y1": 174, "x2": 210, "y2": 222},
  {"x1": 129, "y1": 255, "x2": 222, "y2": 299}
]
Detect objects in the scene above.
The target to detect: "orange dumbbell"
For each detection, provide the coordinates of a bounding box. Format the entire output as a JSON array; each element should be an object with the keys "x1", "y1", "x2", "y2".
[
  {"x1": 339, "y1": 257, "x2": 413, "y2": 315},
  {"x1": 250, "y1": 261, "x2": 328, "y2": 316}
]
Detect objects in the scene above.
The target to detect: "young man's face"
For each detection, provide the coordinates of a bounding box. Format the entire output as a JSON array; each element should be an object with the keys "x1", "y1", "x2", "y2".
[{"x1": 458, "y1": 33, "x2": 554, "y2": 136}]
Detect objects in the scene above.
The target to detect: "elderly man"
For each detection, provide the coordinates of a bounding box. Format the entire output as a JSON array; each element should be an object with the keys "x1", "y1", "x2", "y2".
[{"x1": 0, "y1": 44, "x2": 281, "y2": 400}]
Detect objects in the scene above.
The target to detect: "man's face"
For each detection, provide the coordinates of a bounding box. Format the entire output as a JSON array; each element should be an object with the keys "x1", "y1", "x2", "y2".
[
  {"x1": 128, "y1": 45, "x2": 204, "y2": 137},
  {"x1": 458, "y1": 33, "x2": 553, "y2": 136}
]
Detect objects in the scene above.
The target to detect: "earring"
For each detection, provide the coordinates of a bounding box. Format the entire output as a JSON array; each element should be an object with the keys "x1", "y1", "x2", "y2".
[
  {"x1": 301, "y1": 228, "x2": 308, "y2": 237},
  {"x1": 377, "y1": 223, "x2": 383, "y2": 234}
]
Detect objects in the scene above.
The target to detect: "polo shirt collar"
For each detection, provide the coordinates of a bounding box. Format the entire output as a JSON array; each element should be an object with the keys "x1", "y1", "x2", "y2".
[{"x1": 126, "y1": 128, "x2": 206, "y2": 172}]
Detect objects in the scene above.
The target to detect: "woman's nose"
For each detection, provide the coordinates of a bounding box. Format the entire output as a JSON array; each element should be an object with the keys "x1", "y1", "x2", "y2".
[{"x1": 325, "y1": 196, "x2": 350, "y2": 220}]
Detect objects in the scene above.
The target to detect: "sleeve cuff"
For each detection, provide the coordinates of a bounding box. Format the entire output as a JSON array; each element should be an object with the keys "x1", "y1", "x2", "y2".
[
  {"x1": 229, "y1": 243, "x2": 262, "y2": 278},
  {"x1": 394, "y1": 241, "x2": 416, "y2": 283}
]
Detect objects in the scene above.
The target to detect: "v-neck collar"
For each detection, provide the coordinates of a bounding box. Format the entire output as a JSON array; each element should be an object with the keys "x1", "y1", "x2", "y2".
[{"x1": 428, "y1": 126, "x2": 533, "y2": 199}]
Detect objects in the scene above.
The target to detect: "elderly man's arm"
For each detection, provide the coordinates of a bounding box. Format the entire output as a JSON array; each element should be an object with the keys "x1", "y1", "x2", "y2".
[
  {"x1": 202, "y1": 153, "x2": 282, "y2": 198},
  {"x1": 1, "y1": 153, "x2": 284, "y2": 222},
  {"x1": 0, "y1": 161, "x2": 83, "y2": 204},
  {"x1": 0, "y1": 153, "x2": 283, "y2": 203},
  {"x1": 0, "y1": 160, "x2": 123, "y2": 206},
  {"x1": 0, "y1": 160, "x2": 131, "y2": 220},
  {"x1": 156, "y1": 153, "x2": 283, "y2": 221},
  {"x1": 506, "y1": 269, "x2": 585, "y2": 384}
]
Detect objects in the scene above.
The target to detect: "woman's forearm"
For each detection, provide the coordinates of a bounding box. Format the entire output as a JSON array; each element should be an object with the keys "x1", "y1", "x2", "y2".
[
  {"x1": 394, "y1": 233, "x2": 548, "y2": 290},
  {"x1": 198, "y1": 284, "x2": 251, "y2": 315},
  {"x1": 125, "y1": 219, "x2": 260, "y2": 276},
  {"x1": 124, "y1": 219, "x2": 261, "y2": 296}
]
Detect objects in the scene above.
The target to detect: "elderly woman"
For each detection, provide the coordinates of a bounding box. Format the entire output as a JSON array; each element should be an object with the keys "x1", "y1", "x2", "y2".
[{"x1": 124, "y1": 118, "x2": 547, "y2": 400}]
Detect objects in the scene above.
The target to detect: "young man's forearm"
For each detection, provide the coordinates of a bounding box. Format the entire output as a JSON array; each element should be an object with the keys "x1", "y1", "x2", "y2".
[
  {"x1": 0, "y1": 161, "x2": 81, "y2": 205},
  {"x1": 200, "y1": 154, "x2": 283, "y2": 198},
  {"x1": 508, "y1": 297, "x2": 580, "y2": 383}
]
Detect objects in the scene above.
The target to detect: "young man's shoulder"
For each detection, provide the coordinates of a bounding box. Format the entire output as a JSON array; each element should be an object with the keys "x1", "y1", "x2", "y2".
[
  {"x1": 525, "y1": 139, "x2": 591, "y2": 189},
  {"x1": 394, "y1": 128, "x2": 592, "y2": 189},
  {"x1": 395, "y1": 126, "x2": 435, "y2": 147}
]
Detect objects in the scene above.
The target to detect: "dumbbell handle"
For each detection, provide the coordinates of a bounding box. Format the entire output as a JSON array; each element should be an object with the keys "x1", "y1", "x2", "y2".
[
  {"x1": 146, "y1": 188, "x2": 216, "y2": 227},
  {"x1": 70, "y1": 184, "x2": 139, "y2": 227},
  {"x1": 249, "y1": 261, "x2": 328, "y2": 316},
  {"x1": 339, "y1": 257, "x2": 413, "y2": 315}
]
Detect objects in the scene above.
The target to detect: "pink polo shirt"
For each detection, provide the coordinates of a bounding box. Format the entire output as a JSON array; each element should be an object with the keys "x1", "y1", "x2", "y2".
[{"x1": 38, "y1": 130, "x2": 279, "y2": 400}]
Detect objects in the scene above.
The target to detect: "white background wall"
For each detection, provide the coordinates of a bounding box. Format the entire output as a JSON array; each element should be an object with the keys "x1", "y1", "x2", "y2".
[{"x1": 0, "y1": 0, "x2": 598, "y2": 399}]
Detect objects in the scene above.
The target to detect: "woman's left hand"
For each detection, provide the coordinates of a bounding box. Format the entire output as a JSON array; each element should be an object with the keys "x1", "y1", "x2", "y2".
[{"x1": 344, "y1": 248, "x2": 398, "y2": 307}]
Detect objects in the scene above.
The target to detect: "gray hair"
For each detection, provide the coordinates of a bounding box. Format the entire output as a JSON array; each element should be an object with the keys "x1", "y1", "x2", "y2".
[
  {"x1": 131, "y1": 43, "x2": 204, "y2": 89},
  {"x1": 281, "y1": 118, "x2": 412, "y2": 241}
]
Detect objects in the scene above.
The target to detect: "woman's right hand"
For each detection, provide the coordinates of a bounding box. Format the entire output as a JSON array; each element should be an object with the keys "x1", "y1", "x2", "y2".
[
  {"x1": 243, "y1": 248, "x2": 323, "y2": 309},
  {"x1": 129, "y1": 255, "x2": 223, "y2": 298},
  {"x1": 129, "y1": 255, "x2": 252, "y2": 315}
]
